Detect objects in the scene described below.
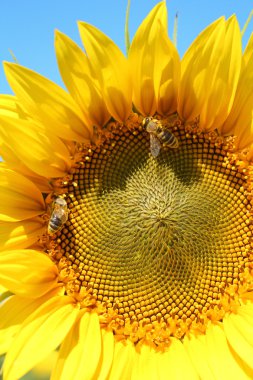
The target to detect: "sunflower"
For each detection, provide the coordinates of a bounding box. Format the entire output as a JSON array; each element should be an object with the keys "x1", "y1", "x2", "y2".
[{"x1": 0, "y1": 2, "x2": 253, "y2": 379}]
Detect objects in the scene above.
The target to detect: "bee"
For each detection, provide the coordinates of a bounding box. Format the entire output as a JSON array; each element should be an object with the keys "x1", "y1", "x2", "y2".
[
  {"x1": 142, "y1": 116, "x2": 179, "y2": 157},
  {"x1": 48, "y1": 197, "x2": 68, "y2": 235}
]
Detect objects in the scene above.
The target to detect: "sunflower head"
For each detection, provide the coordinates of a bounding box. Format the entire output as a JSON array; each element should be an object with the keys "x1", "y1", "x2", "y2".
[{"x1": 1, "y1": 3, "x2": 253, "y2": 380}]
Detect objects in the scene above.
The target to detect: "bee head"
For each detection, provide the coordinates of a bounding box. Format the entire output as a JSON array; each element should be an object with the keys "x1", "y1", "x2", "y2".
[{"x1": 142, "y1": 117, "x2": 152, "y2": 129}]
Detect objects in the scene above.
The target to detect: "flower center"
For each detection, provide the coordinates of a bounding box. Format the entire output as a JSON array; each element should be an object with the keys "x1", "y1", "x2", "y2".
[{"x1": 51, "y1": 115, "x2": 252, "y2": 347}]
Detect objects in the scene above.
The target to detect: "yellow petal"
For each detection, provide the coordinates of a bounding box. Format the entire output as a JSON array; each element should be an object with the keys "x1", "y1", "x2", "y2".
[
  {"x1": 205, "y1": 322, "x2": 250, "y2": 379},
  {"x1": 93, "y1": 329, "x2": 115, "y2": 380},
  {"x1": 55, "y1": 30, "x2": 110, "y2": 128},
  {"x1": 132, "y1": 345, "x2": 160, "y2": 380},
  {"x1": 0, "y1": 218, "x2": 45, "y2": 251},
  {"x1": 3, "y1": 295, "x2": 79, "y2": 380},
  {"x1": 0, "y1": 284, "x2": 7, "y2": 294},
  {"x1": 30, "y1": 350, "x2": 58, "y2": 379},
  {"x1": 78, "y1": 22, "x2": 132, "y2": 122},
  {"x1": 0, "y1": 161, "x2": 52, "y2": 194},
  {"x1": 0, "y1": 95, "x2": 41, "y2": 182},
  {"x1": 159, "y1": 338, "x2": 199, "y2": 379},
  {"x1": 0, "y1": 115, "x2": 71, "y2": 178},
  {"x1": 0, "y1": 144, "x2": 28, "y2": 176},
  {"x1": 221, "y1": 33, "x2": 253, "y2": 148},
  {"x1": 108, "y1": 340, "x2": 135, "y2": 380},
  {"x1": 211, "y1": 16, "x2": 242, "y2": 129},
  {"x1": 0, "y1": 94, "x2": 27, "y2": 119},
  {"x1": 223, "y1": 305, "x2": 253, "y2": 370},
  {"x1": 179, "y1": 17, "x2": 224, "y2": 123},
  {"x1": 0, "y1": 295, "x2": 24, "y2": 354},
  {"x1": 154, "y1": 22, "x2": 180, "y2": 115},
  {"x1": 52, "y1": 311, "x2": 101, "y2": 380},
  {"x1": 179, "y1": 16, "x2": 241, "y2": 132},
  {"x1": 0, "y1": 289, "x2": 60, "y2": 355},
  {"x1": 23, "y1": 171, "x2": 53, "y2": 193},
  {"x1": 0, "y1": 249, "x2": 58, "y2": 297},
  {"x1": 4, "y1": 62, "x2": 91, "y2": 142},
  {"x1": 184, "y1": 334, "x2": 216, "y2": 380},
  {"x1": 243, "y1": 32, "x2": 253, "y2": 65},
  {"x1": 128, "y1": 2, "x2": 167, "y2": 116},
  {"x1": 0, "y1": 168, "x2": 45, "y2": 222},
  {"x1": 0, "y1": 138, "x2": 20, "y2": 168}
]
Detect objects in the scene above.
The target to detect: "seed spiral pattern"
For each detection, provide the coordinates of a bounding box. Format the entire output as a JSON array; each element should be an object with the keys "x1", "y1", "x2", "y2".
[{"x1": 58, "y1": 125, "x2": 250, "y2": 327}]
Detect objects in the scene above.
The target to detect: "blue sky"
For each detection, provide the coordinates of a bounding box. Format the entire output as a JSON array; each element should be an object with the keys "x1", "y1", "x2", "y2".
[{"x1": 0, "y1": 0, "x2": 252, "y2": 94}]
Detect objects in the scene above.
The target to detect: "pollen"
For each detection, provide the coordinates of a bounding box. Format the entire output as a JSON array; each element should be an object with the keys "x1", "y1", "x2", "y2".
[{"x1": 48, "y1": 114, "x2": 253, "y2": 348}]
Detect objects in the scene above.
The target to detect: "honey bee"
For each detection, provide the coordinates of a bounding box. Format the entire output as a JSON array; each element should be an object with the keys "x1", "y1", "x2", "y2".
[
  {"x1": 48, "y1": 197, "x2": 68, "y2": 235},
  {"x1": 142, "y1": 117, "x2": 179, "y2": 157}
]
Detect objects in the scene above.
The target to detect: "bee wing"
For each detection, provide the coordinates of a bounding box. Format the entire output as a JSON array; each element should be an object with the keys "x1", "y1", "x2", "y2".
[
  {"x1": 52, "y1": 203, "x2": 68, "y2": 222},
  {"x1": 150, "y1": 134, "x2": 161, "y2": 158},
  {"x1": 60, "y1": 212, "x2": 68, "y2": 224},
  {"x1": 146, "y1": 120, "x2": 157, "y2": 133}
]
